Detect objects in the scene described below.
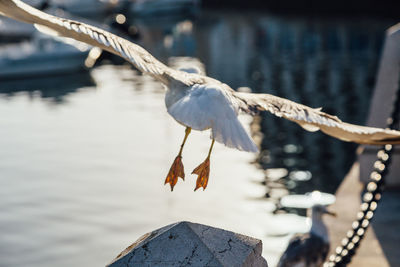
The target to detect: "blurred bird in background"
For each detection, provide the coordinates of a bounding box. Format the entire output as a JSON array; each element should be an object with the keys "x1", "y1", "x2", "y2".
[{"x1": 278, "y1": 204, "x2": 336, "y2": 267}]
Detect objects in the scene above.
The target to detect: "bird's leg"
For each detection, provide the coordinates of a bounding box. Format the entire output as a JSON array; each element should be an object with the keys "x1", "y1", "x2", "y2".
[
  {"x1": 165, "y1": 127, "x2": 191, "y2": 191},
  {"x1": 192, "y1": 139, "x2": 215, "y2": 191}
]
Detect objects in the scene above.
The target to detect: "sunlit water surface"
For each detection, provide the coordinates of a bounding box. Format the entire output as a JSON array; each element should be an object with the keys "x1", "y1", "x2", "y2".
[
  {"x1": 0, "y1": 9, "x2": 394, "y2": 267},
  {"x1": 1, "y1": 65, "x2": 295, "y2": 266}
]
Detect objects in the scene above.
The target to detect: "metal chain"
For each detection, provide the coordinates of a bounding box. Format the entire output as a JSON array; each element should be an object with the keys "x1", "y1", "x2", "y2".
[{"x1": 324, "y1": 77, "x2": 400, "y2": 267}]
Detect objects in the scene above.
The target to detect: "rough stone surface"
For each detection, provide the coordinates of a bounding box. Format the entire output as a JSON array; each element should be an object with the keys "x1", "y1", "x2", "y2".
[
  {"x1": 107, "y1": 221, "x2": 268, "y2": 267},
  {"x1": 359, "y1": 23, "x2": 400, "y2": 188}
]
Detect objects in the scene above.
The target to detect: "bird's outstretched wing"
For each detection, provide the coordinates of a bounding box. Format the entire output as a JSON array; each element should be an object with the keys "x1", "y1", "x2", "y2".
[
  {"x1": 0, "y1": 0, "x2": 202, "y2": 86},
  {"x1": 234, "y1": 92, "x2": 400, "y2": 145}
]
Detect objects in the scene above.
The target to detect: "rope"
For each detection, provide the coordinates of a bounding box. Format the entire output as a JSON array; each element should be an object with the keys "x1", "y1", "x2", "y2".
[{"x1": 324, "y1": 76, "x2": 400, "y2": 267}]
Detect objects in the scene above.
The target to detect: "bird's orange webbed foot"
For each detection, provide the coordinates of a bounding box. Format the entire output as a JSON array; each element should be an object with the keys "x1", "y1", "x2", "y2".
[
  {"x1": 192, "y1": 157, "x2": 210, "y2": 191},
  {"x1": 165, "y1": 156, "x2": 185, "y2": 191}
]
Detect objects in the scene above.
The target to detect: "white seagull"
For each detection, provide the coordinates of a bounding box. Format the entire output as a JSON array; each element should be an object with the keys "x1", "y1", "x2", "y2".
[
  {"x1": 278, "y1": 205, "x2": 336, "y2": 267},
  {"x1": 1, "y1": 0, "x2": 400, "y2": 191}
]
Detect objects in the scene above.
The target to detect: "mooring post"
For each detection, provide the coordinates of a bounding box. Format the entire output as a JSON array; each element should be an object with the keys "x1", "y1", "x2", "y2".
[
  {"x1": 107, "y1": 221, "x2": 268, "y2": 267},
  {"x1": 359, "y1": 23, "x2": 400, "y2": 188},
  {"x1": 324, "y1": 22, "x2": 400, "y2": 267}
]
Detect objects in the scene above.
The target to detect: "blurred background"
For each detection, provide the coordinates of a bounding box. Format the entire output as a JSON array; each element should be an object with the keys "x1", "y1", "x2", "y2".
[{"x1": 0, "y1": 0, "x2": 398, "y2": 266}]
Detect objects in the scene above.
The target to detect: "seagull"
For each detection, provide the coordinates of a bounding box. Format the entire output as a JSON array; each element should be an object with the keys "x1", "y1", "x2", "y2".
[
  {"x1": 1, "y1": 0, "x2": 400, "y2": 191},
  {"x1": 278, "y1": 204, "x2": 336, "y2": 267}
]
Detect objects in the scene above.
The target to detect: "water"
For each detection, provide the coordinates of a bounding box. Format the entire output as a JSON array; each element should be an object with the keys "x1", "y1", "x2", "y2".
[{"x1": 0, "y1": 9, "x2": 395, "y2": 267}]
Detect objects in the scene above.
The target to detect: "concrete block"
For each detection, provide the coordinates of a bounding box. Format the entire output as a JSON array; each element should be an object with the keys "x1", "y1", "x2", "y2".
[{"x1": 107, "y1": 221, "x2": 268, "y2": 267}]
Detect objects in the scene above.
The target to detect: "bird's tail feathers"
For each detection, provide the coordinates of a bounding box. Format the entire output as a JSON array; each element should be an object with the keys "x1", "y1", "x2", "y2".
[{"x1": 212, "y1": 118, "x2": 258, "y2": 153}]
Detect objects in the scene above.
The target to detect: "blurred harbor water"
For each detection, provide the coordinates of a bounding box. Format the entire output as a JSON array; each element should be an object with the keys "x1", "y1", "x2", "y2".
[{"x1": 0, "y1": 8, "x2": 396, "y2": 267}]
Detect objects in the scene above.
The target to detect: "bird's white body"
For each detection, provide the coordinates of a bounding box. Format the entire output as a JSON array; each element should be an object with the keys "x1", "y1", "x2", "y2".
[{"x1": 165, "y1": 81, "x2": 258, "y2": 152}]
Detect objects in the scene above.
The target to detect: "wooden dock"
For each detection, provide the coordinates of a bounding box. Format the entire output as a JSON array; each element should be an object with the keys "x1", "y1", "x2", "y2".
[{"x1": 325, "y1": 163, "x2": 400, "y2": 266}]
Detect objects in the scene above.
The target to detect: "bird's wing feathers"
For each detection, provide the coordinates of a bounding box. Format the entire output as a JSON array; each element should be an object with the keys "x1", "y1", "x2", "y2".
[
  {"x1": 234, "y1": 92, "x2": 400, "y2": 145},
  {"x1": 2, "y1": 0, "x2": 400, "y2": 147},
  {"x1": 0, "y1": 0, "x2": 202, "y2": 85}
]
